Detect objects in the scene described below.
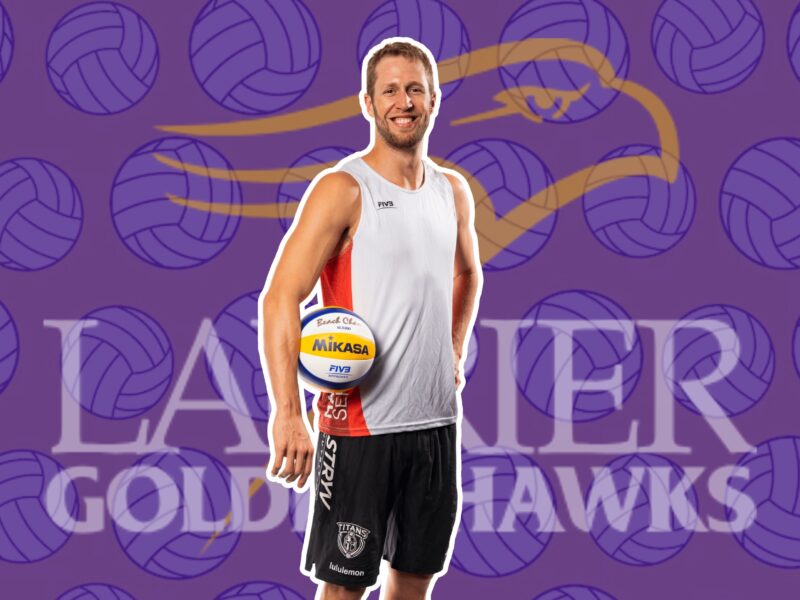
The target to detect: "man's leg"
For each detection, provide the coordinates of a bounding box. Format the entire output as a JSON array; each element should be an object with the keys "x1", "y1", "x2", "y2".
[
  {"x1": 383, "y1": 567, "x2": 434, "y2": 600},
  {"x1": 320, "y1": 582, "x2": 367, "y2": 599}
]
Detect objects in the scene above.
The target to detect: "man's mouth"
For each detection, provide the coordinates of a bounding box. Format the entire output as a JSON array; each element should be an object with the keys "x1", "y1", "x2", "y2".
[{"x1": 389, "y1": 115, "x2": 418, "y2": 129}]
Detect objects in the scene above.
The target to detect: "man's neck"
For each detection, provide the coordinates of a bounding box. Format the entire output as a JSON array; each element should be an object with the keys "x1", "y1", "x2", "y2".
[{"x1": 363, "y1": 141, "x2": 426, "y2": 191}]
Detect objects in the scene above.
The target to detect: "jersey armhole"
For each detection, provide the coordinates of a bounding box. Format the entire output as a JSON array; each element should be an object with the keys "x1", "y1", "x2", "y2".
[{"x1": 327, "y1": 169, "x2": 364, "y2": 261}]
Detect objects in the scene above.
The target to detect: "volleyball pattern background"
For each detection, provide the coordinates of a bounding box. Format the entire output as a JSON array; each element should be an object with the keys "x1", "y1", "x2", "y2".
[
  {"x1": 0, "y1": 450, "x2": 79, "y2": 563},
  {"x1": 216, "y1": 580, "x2": 306, "y2": 600},
  {"x1": 60, "y1": 305, "x2": 174, "y2": 419},
  {"x1": 46, "y1": 2, "x2": 159, "y2": 115},
  {"x1": 111, "y1": 137, "x2": 242, "y2": 269},
  {"x1": 514, "y1": 290, "x2": 642, "y2": 422},
  {"x1": 0, "y1": 0, "x2": 799, "y2": 598},
  {"x1": 0, "y1": 158, "x2": 83, "y2": 271},
  {"x1": 582, "y1": 145, "x2": 695, "y2": 258},
  {"x1": 498, "y1": 0, "x2": 630, "y2": 123},
  {"x1": 720, "y1": 137, "x2": 800, "y2": 269},
  {"x1": 534, "y1": 586, "x2": 616, "y2": 600},
  {"x1": 726, "y1": 436, "x2": 800, "y2": 568},
  {"x1": 651, "y1": 0, "x2": 764, "y2": 94},
  {"x1": 445, "y1": 138, "x2": 557, "y2": 271},
  {"x1": 0, "y1": 300, "x2": 18, "y2": 394},
  {"x1": 0, "y1": 2, "x2": 12, "y2": 84},
  {"x1": 586, "y1": 453, "x2": 699, "y2": 566},
  {"x1": 110, "y1": 447, "x2": 243, "y2": 579},
  {"x1": 56, "y1": 583, "x2": 135, "y2": 600},
  {"x1": 452, "y1": 448, "x2": 556, "y2": 577},
  {"x1": 189, "y1": 0, "x2": 321, "y2": 115},
  {"x1": 664, "y1": 304, "x2": 775, "y2": 417},
  {"x1": 205, "y1": 290, "x2": 268, "y2": 421},
  {"x1": 356, "y1": 0, "x2": 471, "y2": 98}
]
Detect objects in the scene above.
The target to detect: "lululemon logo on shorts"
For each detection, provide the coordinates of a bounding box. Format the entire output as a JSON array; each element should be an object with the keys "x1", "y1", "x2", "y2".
[{"x1": 337, "y1": 522, "x2": 370, "y2": 559}]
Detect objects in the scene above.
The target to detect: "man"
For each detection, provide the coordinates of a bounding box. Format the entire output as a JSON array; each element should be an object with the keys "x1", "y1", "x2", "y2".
[{"x1": 261, "y1": 38, "x2": 481, "y2": 599}]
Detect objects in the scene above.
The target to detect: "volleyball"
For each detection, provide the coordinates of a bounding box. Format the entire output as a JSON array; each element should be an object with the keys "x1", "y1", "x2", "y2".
[
  {"x1": 727, "y1": 436, "x2": 800, "y2": 568},
  {"x1": 452, "y1": 447, "x2": 556, "y2": 576},
  {"x1": 0, "y1": 2, "x2": 12, "y2": 83},
  {"x1": 664, "y1": 304, "x2": 774, "y2": 417},
  {"x1": 790, "y1": 4, "x2": 800, "y2": 82},
  {"x1": 582, "y1": 145, "x2": 695, "y2": 258},
  {"x1": 0, "y1": 449, "x2": 79, "y2": 563},
  {"x1": 446, "y1": 139, "x2": 557, "y2": 271},
  {"x1": 0, "y1": 158, "x2": 83, "y2": 271},
  {"x1": 514, "y1": 290, "x2": 643, "y2": 422},
  {"x1": 46, "y1": 2, "x2": 159, "y2": 114},
  {"x1": 216, "y1": 581, "x2": 305, "y2": 600},
  {"x1": 720, "y1": 137, "x2": 800, "y2": 269},
  {"x1": 535, "y1": 585, "x2": 617, "y2": 600},
  {"x1": 56, "y1": 583, "x2": 135, "y2": 600},
  {"x1": 111, "y1": 447, "x2": 242, "y2": 579},
  {"x1": 297, "y1": 307, "x2": 376, "y2": 390},
  {"x1": 61, "y1": 305, "x2": 173, "y2": 419},
  {"x1": 190, "y1": 0, "x2": 321, "y2": 115},
  {"x1": 111, "y1": 137, "x2": 242, "y2": 269},
  {"x1": 652, "y1": 0, "x2": 764, "y2": 93},
  {"x1": 587, "y1": 453, "x2": 698, "y2": 565},
  {"x1": 794, "y1": 317, "x2": 800, "y2": 378},
  {"x1": 498, "y1": 0, "x2": 629, "y2": 123},
  {"x1": 0, "y1": 300, "x2": 18, "y2": 395}
]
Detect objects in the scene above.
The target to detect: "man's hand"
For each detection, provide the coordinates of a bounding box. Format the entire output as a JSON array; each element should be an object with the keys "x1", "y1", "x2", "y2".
[
  {"x1": 268, "y1": 412, "x2": 314, "y2": 490},
  {"x1": 454, "y1": 350, "x2": 462, "y2": 390}
]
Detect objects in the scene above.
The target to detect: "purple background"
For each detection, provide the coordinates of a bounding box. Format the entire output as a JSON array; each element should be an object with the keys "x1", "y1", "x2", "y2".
[{"x1": 1, "y1": 0, "x2": 799, "y2": 598}]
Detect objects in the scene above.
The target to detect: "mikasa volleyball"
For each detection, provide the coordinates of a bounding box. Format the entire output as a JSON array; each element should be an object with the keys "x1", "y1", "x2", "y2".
[{"x1": 298, "y1": 307, "x2": 376, "y2": 390}]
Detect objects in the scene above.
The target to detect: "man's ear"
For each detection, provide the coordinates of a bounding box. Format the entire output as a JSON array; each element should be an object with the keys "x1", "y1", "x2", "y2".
[{"x1": 364, "y1": 93, "x2": 375, "y2": 118}]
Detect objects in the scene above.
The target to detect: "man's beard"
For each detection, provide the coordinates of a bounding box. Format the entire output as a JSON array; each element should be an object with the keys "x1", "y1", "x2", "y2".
[{"x1": 375, "y1": 111, "x2": 431, "y2": 150}]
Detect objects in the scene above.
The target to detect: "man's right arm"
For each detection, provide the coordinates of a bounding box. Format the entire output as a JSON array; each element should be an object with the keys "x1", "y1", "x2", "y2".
[{"x1": 261, "y1": 171, "x2": 360, "y2": 490}]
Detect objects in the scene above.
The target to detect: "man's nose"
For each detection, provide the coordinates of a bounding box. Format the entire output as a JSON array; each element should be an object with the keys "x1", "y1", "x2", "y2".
[{"x1": 396, "y1": 91, "x2": 413, "y2": 109}]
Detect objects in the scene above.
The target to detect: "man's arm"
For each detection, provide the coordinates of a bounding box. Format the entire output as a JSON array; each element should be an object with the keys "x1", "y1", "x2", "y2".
[
  {"x1": 446, "y1": 173, "x2": 482, "y2": 390},
  {"x1": 261, "y1": 171, "x2": 360, "y2": 489}
]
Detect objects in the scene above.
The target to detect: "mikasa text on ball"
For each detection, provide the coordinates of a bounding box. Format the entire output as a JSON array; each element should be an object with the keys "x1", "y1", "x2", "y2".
[{"x1": 298, "y1": 307, "x2": 376, "y2": 390}]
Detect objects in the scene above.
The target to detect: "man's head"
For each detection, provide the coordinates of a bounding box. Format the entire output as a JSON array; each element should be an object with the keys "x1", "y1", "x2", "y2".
[{"x1": 363, "y1": 40, "x2": 439, "y2": 151}]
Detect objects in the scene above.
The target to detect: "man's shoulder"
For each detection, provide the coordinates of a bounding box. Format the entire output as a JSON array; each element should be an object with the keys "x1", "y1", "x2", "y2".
[{"x1": 428, "y1": 159, "x2": 468, "y2": 196}]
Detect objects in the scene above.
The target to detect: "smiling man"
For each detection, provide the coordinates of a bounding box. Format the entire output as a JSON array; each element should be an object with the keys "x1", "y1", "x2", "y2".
[{"x1": 261, "y1": 38, "x2": 481, "y2": 599}]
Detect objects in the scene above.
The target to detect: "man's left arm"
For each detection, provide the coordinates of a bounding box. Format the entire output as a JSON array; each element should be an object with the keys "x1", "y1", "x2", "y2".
[{"x1": 446, "y1": 173, "x2": 483, "y2": 390}]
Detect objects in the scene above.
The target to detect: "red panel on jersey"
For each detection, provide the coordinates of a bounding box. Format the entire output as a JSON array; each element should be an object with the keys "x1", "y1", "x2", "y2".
[{"x1": 317, "y1": 243, "x2": 370, "y2": 435}]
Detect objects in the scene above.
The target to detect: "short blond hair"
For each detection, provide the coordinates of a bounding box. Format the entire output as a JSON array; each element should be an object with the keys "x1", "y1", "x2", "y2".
[{"x1": 365, "y1": 41, "x2": 435, "y2": 98}]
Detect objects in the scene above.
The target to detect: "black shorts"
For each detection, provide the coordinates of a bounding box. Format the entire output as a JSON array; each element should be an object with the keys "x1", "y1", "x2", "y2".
[{"x1": 302, "y1": 424, "x2": 459, "y2": 588}]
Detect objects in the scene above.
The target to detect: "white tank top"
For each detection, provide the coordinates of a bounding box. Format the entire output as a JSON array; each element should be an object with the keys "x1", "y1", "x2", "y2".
[{"x1": 315, "y1": 155, "x2": 458, "y2": 436}]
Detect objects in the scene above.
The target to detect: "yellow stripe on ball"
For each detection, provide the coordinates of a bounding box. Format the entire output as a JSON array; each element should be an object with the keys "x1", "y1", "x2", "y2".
[{"x1": 299, "y1": 332, "x2": 375, "y2": 360}]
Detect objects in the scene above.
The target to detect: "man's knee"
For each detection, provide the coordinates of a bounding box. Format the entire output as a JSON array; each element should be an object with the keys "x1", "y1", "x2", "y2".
[
  {"x1": 385, "y1": 568, "x2": 434, "y2": 599},
  {"x1": 319, "y1": 582, "x2": 366, "y2": 600}
]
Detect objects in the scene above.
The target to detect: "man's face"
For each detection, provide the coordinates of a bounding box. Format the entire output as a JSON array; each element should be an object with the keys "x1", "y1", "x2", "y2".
[{"x1": 366, "y1": 56, "x2": 436, "y2": 150}]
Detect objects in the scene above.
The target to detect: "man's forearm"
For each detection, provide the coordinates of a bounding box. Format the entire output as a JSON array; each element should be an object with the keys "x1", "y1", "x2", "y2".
[
  {"x1": 452, "y1": 270, "x2": 480, "y2": 358},
  {"x1": 262, "y1": 294, "x2": 303, "y2": 417}
]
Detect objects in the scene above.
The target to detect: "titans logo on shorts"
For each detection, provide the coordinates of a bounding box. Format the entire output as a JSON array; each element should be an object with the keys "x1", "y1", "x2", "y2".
[{"x1": 302, "y1": 425, "x2": 458, "y2": 586}]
